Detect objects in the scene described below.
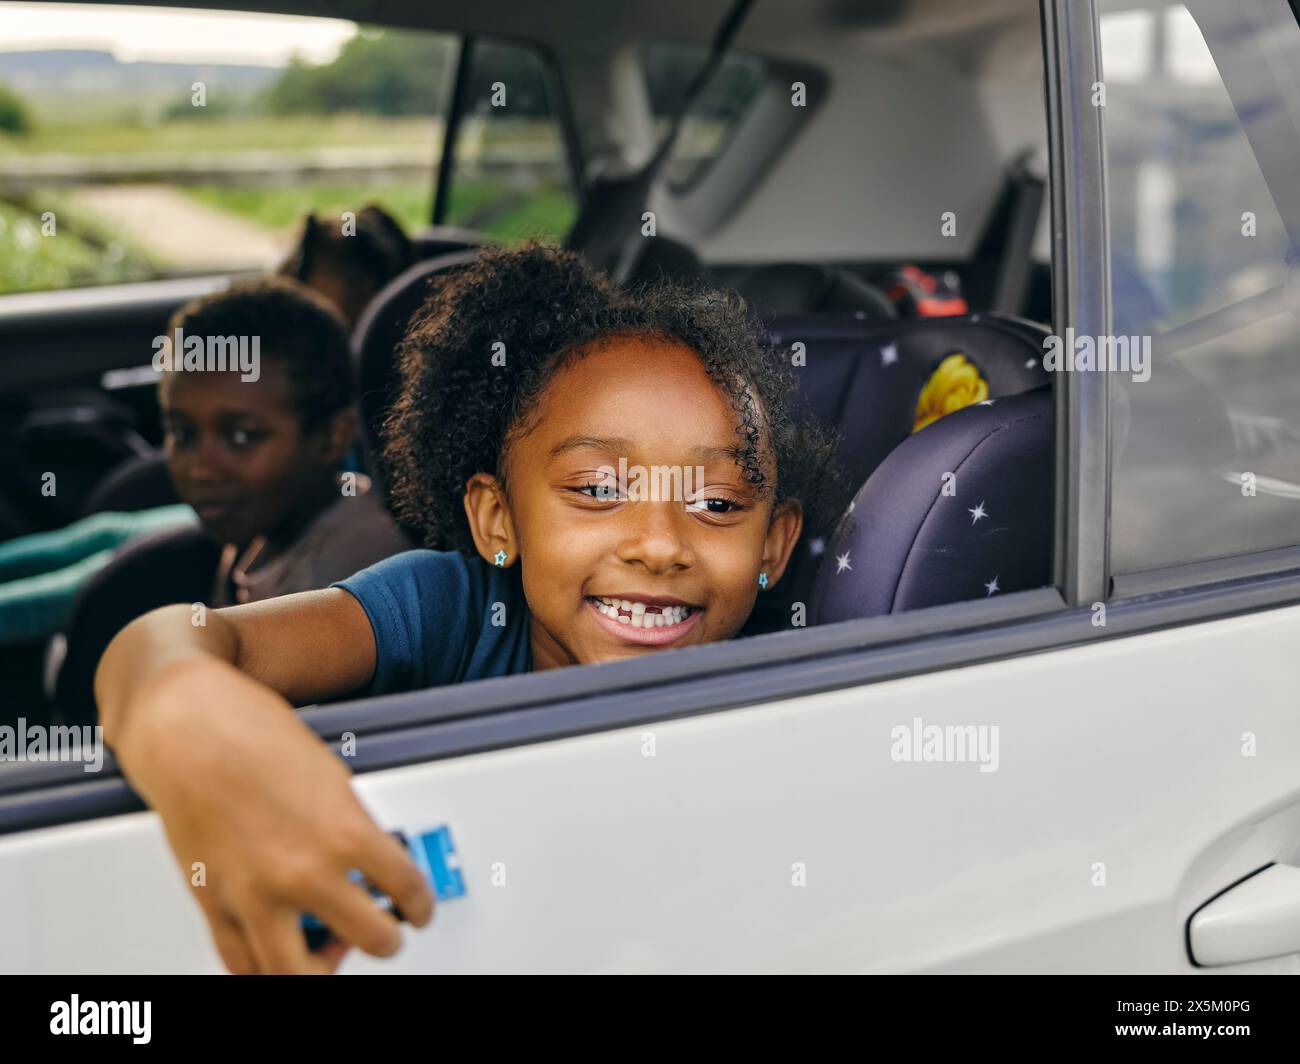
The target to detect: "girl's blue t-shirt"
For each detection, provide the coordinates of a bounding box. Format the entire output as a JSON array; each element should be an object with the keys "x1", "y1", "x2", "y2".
[{"x1": 333, "y1": 549, "x2": 531, "y2": 695}]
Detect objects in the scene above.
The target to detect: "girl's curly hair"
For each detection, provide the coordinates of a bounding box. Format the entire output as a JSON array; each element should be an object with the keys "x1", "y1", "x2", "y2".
[{"x1": 382, "y1": 242, "x2": 848, "y2": 553}]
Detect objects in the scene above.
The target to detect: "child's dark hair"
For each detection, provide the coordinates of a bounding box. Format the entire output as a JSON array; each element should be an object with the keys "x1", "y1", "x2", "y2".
[
  {"x1": 280, "y1": 204, "x2": 412, "y2": 296},
  {"x1": 383, "y1": 243, "x2": 847, "y2": 553},
  {"x1": 166, "y1": 277, "x2": 354, "y2": 431}
]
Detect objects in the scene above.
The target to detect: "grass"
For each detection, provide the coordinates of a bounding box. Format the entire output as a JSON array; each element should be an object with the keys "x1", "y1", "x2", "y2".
[
  {"x1": 0, "y1": 194, "x2": 154, "y2": 294},
  {"x1": 189, "y1": 178, "x2": 577, "y2": 244},
  {"x1": 186, "y1": 182, "x2": 433, "y2": 237},
  {"x1": 189, "y1": 178, "x2": 576, "y2": 245},
  {"x1": 0, "y1": 113, "x2": 442, "y2": 157},
  {"x1": 443, "y1": 180, "x2": 576, "y2": 244}
]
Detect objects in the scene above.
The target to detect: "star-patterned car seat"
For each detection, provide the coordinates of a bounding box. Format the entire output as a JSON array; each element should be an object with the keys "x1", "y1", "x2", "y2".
[
  {"x1": 742, "y1": 312, "x2": 1051, "y2": 635},
  {"x1": 809, "y1": 386, "x2": 1053, "y2": 622}
]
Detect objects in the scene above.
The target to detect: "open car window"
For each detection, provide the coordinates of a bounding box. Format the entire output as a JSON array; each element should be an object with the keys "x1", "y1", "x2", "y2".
[{"x1": 1100, "y1": 0, "x2": 1300, "y2": 573}]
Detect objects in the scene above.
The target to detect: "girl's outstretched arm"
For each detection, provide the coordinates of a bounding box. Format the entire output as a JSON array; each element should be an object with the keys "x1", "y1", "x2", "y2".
[{"x1": 95, "y1": 590, "x2": 434, "y2": 974}]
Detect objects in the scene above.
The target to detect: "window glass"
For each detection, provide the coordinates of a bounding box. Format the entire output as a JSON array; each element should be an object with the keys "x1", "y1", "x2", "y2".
[
  {"x1": 1101, "y1": 1, "x2": 1300, "y2": 571},
  {"x1": 0, "y1": 4, "x2": 454, "y2": 294},
  {"x1": 441, "y1": 40, "x2": 576, "y2": 243},
  {"x1": 639, "y1": 43, "x2": 765, "y2": 189}
]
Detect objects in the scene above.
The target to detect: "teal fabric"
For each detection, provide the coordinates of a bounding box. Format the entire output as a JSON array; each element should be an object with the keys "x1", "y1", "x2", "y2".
[{"x1": 0, "y1": 504, "x2": 197, "y2": 645}]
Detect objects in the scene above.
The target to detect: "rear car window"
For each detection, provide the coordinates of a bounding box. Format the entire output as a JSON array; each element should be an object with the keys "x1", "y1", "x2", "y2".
[
  {"x1": 639, "y1": 42, "x2": 766, "y2": 190},
  {"x1": 0, "y1": 4, "x2": 455, "y2": 293}
]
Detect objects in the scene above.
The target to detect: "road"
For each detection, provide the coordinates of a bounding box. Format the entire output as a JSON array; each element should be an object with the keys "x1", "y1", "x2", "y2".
[{"x1": 71, "y1": 184, "x2": 285, "y2": 272}]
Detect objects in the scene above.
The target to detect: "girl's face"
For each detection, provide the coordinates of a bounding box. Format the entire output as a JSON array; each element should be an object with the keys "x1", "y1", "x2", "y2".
[{"x1": 464, "y1": 336, "x2": 802, "y2": 670}]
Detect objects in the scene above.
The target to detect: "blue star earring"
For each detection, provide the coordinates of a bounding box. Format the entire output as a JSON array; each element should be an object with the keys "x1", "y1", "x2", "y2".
[
  {"x1": 758, "y1": 570, "x2": 769, "y2": 589},
  {"x1": 494, "y1": 549, "x2": 508, "y2": 567}
]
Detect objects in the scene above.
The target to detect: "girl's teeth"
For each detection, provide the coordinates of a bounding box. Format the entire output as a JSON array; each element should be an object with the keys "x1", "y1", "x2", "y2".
[{"x1": 593, "y1": 597, "x2": 693, "y2": 626}]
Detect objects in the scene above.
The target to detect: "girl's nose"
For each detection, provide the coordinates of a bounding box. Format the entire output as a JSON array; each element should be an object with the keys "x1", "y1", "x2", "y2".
[{"x1": 614, "y1": 502, "x2": 695, "y2": 573}]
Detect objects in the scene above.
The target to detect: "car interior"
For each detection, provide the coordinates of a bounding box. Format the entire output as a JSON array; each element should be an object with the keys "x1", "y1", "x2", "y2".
[{"x1": 0, "y1": 0, "x2": 1058, "y2": 726}]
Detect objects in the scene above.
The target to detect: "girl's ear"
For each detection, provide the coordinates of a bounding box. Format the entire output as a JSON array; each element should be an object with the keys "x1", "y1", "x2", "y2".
[
  {"x1": 463, "y1": 472, "x2": 517, "y2": 566},
  {"x1": 759, "y1": 498, "x2": 804, "y2": 588}
]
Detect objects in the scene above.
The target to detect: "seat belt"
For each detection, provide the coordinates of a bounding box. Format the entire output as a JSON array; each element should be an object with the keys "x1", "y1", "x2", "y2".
[
  {"x1": 990, "y1": 151, "x2": 1047, "y2": 317},
  {"x1": 565, "y1": 0, "x2": 757, "y2": 281}
]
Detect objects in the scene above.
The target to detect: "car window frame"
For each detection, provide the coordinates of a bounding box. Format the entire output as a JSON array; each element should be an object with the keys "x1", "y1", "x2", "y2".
[
  {"x1": 431, "y1": 32, "x2": 585, "y2": 229},
  {"x1": 10, "y1": 0, "x2": 1300, "y2": 835}
]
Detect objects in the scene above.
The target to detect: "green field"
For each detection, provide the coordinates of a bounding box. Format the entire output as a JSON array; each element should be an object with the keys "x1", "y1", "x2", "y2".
[
  {"x1": 0, "y1": 195, "x2": 154, "y2": 294},
  {"x1": 186, "y1": 180, "x2": 574, "y2": 245},
  {"x1": 0, "y1": 114, "x2": 576, "y2": 294},
  {"x1": 186, "y1": 183, "x2": 434, "y2": 237},
  {"x1": 0, "y1": 113, "x2": 442, "y2": 156}
]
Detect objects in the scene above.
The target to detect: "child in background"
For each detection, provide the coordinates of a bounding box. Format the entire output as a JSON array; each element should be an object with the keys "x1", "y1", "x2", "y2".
[
  {"x1": 96, "y1": 244, "x2": 846, "y2": 974},
  {"x1": 160, "y1": 278, "x2": 410, "y2": 606},
  {"x1": 275, "y1": 204, "x2": 413, "y2": 330},
  {"x1": 1, "y1": 202, "x2": 416, "y2": 643},
  {"x1": 0, "y1": 279, "x2": 410, "y2": 646}
]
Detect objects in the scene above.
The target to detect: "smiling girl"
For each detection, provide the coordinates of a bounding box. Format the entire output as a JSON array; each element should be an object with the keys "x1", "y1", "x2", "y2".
[{"x1": 95, "y1": 243, "x2": 845, "y2": 974}]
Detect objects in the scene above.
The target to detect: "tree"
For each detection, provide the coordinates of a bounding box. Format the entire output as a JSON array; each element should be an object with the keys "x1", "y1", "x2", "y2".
[
  {"x1": 265, "y1": 31, "x2": 457, "y2": 116},
  {"x1": 0, "y1": 83, "x2": 32, "y2": 135}
]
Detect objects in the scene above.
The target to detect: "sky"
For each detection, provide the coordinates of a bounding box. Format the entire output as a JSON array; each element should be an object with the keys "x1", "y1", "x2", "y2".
[{"x1": 0, "y1": 3, "x2": 358, "y2": 66}]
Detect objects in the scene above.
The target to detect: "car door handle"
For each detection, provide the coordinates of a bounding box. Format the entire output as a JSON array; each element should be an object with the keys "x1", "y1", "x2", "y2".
[{"x1": 1188, "y1": 863, "x2": 1300, "y2": 967}]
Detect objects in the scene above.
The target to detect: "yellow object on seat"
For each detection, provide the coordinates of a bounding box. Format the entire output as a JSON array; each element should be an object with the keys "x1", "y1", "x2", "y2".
[{"x1": 913, "y1": 353, "x2": 989, "y2": 433}]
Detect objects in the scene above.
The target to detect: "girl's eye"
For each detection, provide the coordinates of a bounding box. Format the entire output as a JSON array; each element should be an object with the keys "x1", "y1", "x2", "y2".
[
  {"x1": 166, "y1": 425, "x2": 194, "y2": 449},
  {"x1": 573, "y1": 481, "x2": 623, "y2": 501},
  {"x1": 687, "y1": 495, "x2": 743, "y2": 515}
]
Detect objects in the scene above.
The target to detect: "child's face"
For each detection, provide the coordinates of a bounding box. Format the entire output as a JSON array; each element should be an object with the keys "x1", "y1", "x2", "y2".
[
  {"x1": 160, "y1": 363, "x2": 341, "y2": 549},
  {"x1": 465, "y1": 337, "x2": 802, "y2": 670}
]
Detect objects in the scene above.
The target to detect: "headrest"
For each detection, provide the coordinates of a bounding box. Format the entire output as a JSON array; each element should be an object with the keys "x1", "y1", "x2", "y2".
[
  {"x1": 407, "y1": 225, "x2": 487, "y2": 261},
  {"x1": 56, "y1": 525, "x2": 222, "y2": 726},
  {"x1": 352, "y1": 249, "x2": 482, "y2": 481},
  {"x1": 79, "y1": 451, "x2": 177, "y2": 518},
  {"x1": 765, "y1": 313, "x2": 1050, "y2": 489},
  {"x1": 810, "y1": 387, "x2": 1054, "y2": 623},
  {"x1": 740, "y1": 316, "x2": 1050, "y2": 637}
]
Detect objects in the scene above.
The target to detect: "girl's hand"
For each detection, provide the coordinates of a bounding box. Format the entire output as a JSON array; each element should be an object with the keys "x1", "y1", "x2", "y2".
[{"x1": 117, "y1": 657, "x2": 435, "y2": 974}]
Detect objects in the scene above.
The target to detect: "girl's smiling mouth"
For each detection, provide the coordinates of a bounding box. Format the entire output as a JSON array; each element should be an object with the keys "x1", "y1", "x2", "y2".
[{"x1": 585, "y1": 595, "x2": 704, "y2": 645}]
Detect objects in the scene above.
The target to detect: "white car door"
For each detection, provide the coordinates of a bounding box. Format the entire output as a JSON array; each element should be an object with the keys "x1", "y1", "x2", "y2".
[{"x1": 3, "y1": 593, "x2": 1300, "y2": 974}]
